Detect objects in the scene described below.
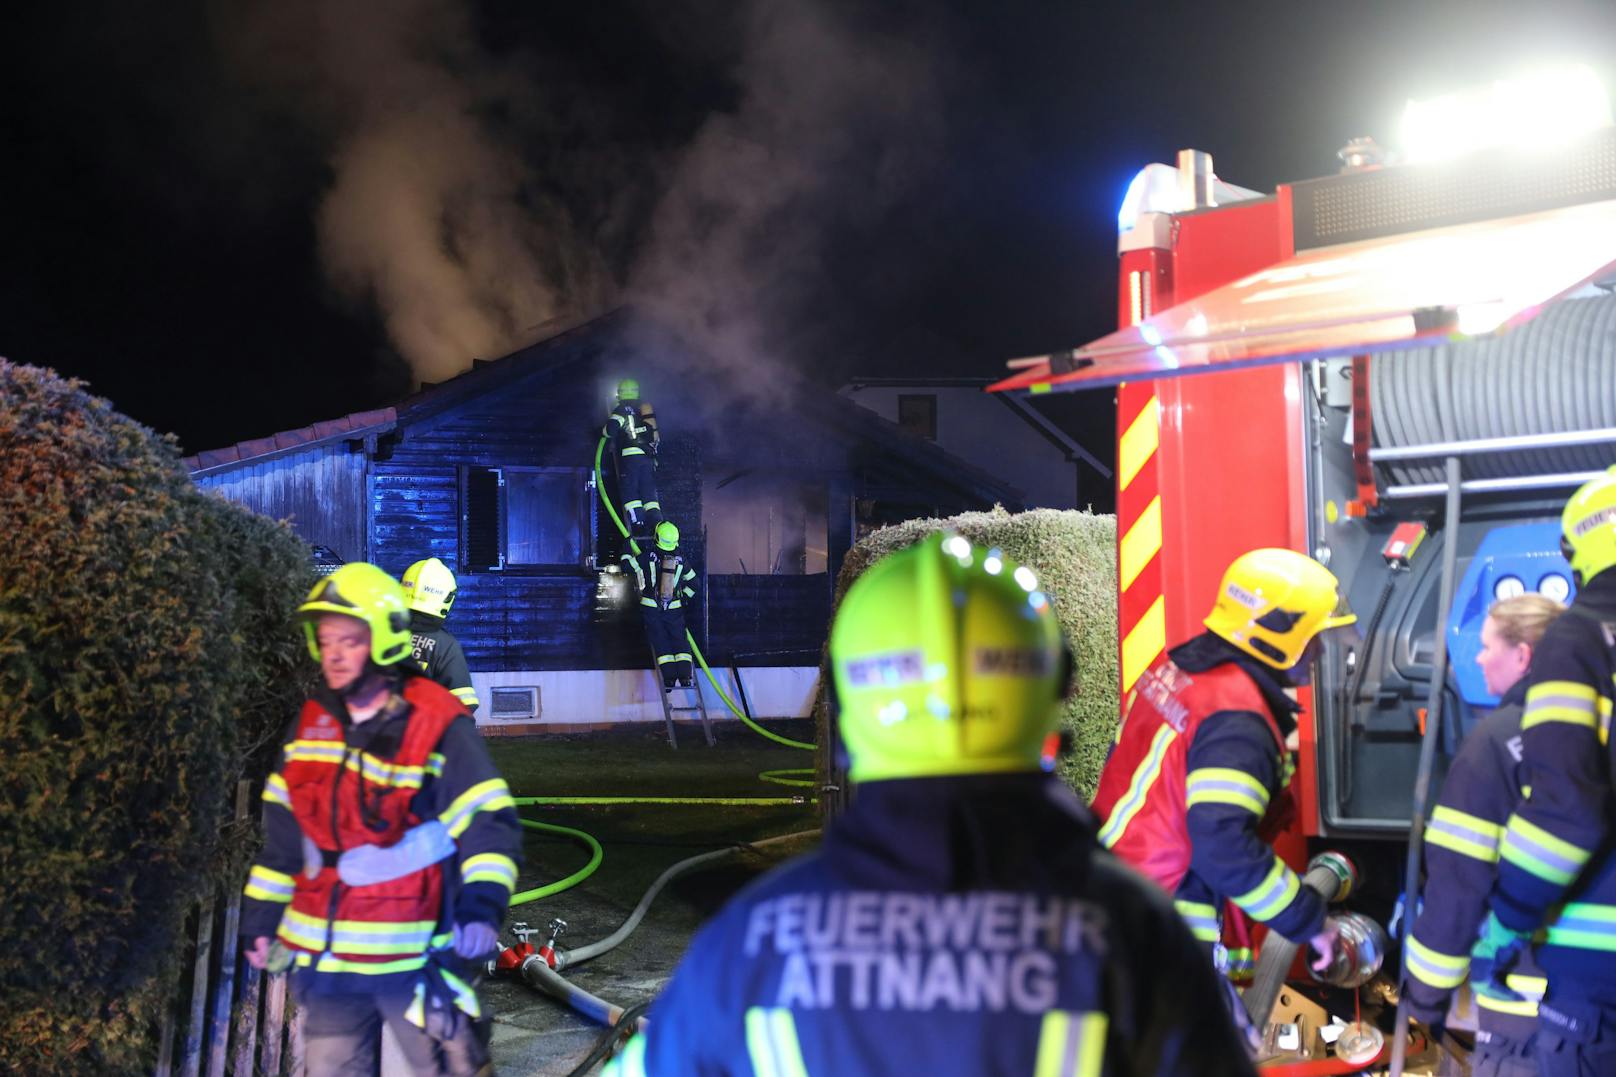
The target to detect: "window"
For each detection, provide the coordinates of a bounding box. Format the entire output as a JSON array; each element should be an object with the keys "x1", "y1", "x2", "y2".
[
  {"x1": 462, "y1": 466, "x2": 593, "y2": 572},
  {"x1": 897, "y1": 394, "x2": 937, "y2": 440},
  {"x1": 704, "y1": 474, "x2": 827, "y2": 575}
]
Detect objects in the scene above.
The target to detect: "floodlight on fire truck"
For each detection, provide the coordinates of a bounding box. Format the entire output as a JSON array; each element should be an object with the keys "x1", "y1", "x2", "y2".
[
  {"x1": 1492, "y1": 574, "x2": 1526, "y2": 601},
  {"x1": 1538, "y1": 572, "x2": 1572, "y2": 603},
  {"x1": 1399, "y1": 63, "x2": 1612, "y2": 163}
]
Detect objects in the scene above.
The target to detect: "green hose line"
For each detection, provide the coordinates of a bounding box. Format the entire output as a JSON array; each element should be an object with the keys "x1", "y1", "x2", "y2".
[
  {"x1": 688, "y1": 631, "x2": 817, "y2": 751},
  {"x1": 516, "y1": 795, "x2": 810, "y2": 806},
  {"x1": 758, "y1": 769, "x2": 816, "y2": 788},
  {"x1": 510, "y1": 818, "x2": 604, "y2": 907},
  {"x1": 594, "y1": 437, "x2": 641, "y2": 556}
]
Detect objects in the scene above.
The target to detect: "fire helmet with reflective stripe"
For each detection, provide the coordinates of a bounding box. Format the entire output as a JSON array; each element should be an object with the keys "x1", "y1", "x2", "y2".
[
  {"x1": 402, "y1": 557, "x2": 458, "y2": 619},
  {"x1": 656, "y1": 521, "x2": 680, "y2": 551},
  {"x1": 830, "y1": 533, "x2": 1067, "y2": 782},
  {"x1": 1203, "y1": 548, "x2": 1356, "y2": 669},
  {"x1": 297, "y1": 562, "x2": 413, "y2": 666},
  {"x1": 616, "y1": 378, "x2": 640, "y2": 402},
  {"x1": 1561, "y1": 465, "x2": 1616, "y2": 585}
]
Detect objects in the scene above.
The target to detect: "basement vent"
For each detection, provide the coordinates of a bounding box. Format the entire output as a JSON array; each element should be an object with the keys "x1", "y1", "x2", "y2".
[{"x1": 488, "y1": 686, "x2": 540, "y2": 720}]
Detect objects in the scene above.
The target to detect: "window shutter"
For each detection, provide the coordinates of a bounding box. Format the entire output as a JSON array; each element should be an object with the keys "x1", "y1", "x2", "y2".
[{"x1": 464, "y1": 467, "x2": 504, "y2": 572}]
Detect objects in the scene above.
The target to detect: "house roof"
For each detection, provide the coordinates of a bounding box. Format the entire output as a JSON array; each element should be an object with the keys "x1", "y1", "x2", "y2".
[
  {"x1": 184, "y1": 309, "x2": 1025, "y2": 506},
  {"x1": 183, "y1": 408, "x2": 397, "y2": 476},
  {"x1": 840, "y1": 376, "x2": 1111, "y2": 478}
]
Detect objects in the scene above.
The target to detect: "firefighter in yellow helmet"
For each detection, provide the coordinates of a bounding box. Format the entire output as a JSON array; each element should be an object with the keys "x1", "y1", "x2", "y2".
[
  {"x1": 238, "y1": 563, "x2": 520, "y2": 1076},
  {"x1": 605, "y1": 535, "x2": 1256, "y2": 1076},
  {"x1": 1486, "y1": 466, "x2": 1616, "y2": 1076},
  {"x1": 403, "y1": 557, "x2": 480, "y2": 714},
  {"x1": 1091, "y1": 548, "x2": 1354, "y2": 987},
  {"x1": 622, "y1": 521, "x2": 698, "y2": 688},
  {"x1": 603, "y1": 377, "x2": 662, "y2": 541}
]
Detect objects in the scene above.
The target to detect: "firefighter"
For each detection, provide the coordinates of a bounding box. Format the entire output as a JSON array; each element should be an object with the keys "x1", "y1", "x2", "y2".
[
  {"x1": 603, "y1": 535, "x2": 1258, "y2": 1076},
  {"x1": 623, "y1": 521, "x2": 698, "y2": 689},
  {"x1": 1091, "y1": 548, "x2": 1353, "y2": 978},
  {"x1": 403, "y1": 557, "x2": 480, "y2": 714},
  {"x1": 604, "y1": 377, "x2": 662, "y2": 541},
  {"x1": 239, "y1": 563, "x2": 521, "y2": 1076},
  {"x1": 1403, "y1": 593, "x2": 1565, "y2": 1075},
  {"x1": 1487, "y1": 467, "x2": 1616, "y2": 1076}
]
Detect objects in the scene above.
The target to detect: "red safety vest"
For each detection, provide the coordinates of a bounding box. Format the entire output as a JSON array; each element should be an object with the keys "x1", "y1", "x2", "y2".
[
  {"x1": 276, "y1": 677, "x2": 464, "y2": 966},
  {"x1": 1091, "y1": 657, "x2": 1287, "y2": 894}
]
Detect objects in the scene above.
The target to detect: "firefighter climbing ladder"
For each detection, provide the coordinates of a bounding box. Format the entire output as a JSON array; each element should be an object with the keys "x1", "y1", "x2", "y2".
[{"x1": 650, "y1": 641, "x2": 716, "y2": 749}]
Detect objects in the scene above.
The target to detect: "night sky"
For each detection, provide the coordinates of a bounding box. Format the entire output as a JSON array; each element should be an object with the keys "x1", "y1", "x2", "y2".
[{"x1": 5, "y1": 1, "x2": 1616, "y2": 458}]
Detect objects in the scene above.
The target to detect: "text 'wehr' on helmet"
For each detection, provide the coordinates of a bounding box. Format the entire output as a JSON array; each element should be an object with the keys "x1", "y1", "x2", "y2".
[
  {"x1": 297, "y1": 562, "x2": 413, "y2": 667},
  {"x1": 830, "y1": 533, "x2": 1072, "y2": 783},
  {"x1": 1203, "y1": 547, "x2": 1356, "y2": 670},
  {"x1": 402, "y1": 557, "x2": 458, "y2": 619}
]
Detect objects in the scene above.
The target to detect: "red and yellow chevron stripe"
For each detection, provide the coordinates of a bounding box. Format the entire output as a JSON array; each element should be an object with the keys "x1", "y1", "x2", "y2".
[{"x1": 1117, "y1": 382, "x2": 1166, "y2": 694}]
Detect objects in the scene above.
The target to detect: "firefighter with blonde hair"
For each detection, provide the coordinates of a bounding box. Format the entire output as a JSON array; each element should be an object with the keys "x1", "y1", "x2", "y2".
[
  {"x1": 605, "y1": 534, "x2": 1256, "y2": 1076},
  {"x1": 1404, "y1": 592, "x2": 1566, "y2": 1075},
  {"x1": 1487, "y1": 468, "x2": 1616, "y2": 1075}
]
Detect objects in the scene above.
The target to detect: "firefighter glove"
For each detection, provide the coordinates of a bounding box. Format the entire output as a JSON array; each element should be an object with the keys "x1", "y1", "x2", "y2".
[
  {"x1": 1468, "y1": 913, "x2": 1528, "y2": 1002},
  {"x1": 453, "y1": 921, "x2": 500, "y2": 960}
]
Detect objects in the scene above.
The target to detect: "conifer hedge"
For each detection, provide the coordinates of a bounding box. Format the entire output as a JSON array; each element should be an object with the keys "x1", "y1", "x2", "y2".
[
  {"x1": 817, "y1": 507, "x2": 1119, "y2": 805},
  {"x1": 0, "y1": 360, "x2": 312, "y2": 1074}
]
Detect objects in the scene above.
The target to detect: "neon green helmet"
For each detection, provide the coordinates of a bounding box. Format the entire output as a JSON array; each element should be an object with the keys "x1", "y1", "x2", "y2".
[
  {"x1": 830, "y1": 533, "x2": 1066, "y2": 783},
  {"x1": 656, "y1": 521, "x2": 680, "y2": 551},
  {"x1": 402, "y1": 557, "x2": 457, "y2": 619},
  {"x1": 297, "y1": 562, "x2": 413, "y2": 666},
  {"x1": 616, "y1": 378, "x2": 640, "y2": 402},
  {"x1": 1561, "y1": 465, "x2": 1616, "y2": 586}
]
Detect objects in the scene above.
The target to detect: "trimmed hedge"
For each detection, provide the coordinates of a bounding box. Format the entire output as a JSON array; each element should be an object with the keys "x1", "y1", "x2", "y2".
[
  {"x1": 817, "y1": 507, "x2": 1119, "y2": 806},
  {"x1": 0, "y1": 360, "x2": 312, "y2": 1074}
]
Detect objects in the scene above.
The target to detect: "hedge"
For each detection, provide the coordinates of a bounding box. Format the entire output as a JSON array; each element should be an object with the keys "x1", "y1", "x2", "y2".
[
  {"x1": 0, "y1": 360, "x2": 312, "y2": 1074},
  {"x1": 816, "y1": 507, "x2": 1119, "y2": 808}
]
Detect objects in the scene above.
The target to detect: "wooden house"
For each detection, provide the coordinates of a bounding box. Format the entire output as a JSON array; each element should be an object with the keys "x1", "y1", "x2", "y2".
[{"x1": 187, "y1": 313, "x2": 1024, "y2": 732}]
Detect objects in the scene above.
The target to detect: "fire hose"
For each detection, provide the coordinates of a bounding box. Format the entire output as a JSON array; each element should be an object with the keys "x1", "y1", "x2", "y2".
[{"x1": 494, "y1": 831, "x2": 820, "y2": 1039}]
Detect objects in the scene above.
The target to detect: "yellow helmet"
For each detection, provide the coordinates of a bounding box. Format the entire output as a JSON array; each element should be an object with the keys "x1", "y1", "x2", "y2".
[
  {"x1": 1562, "y1": 465, "x2": 1616, "y2": 586},
  {"x1": 297, "y1": 562, "x2": 413, "y2": 666},
  {"x1": 402, "y1": 557, "x2": 458, "y2": 619},
  {"x1": 1203, "y1": 548, "x2": 1356, "y2": 669},
  {"x1": 656, "y1": 521, "x2": 680, "y2": 551},
  {"x1": 830, "y1": 534, "x2": 1067, "y2": 783},
  {"x1": 616, "y1": 378, "x2": 640, "y2": 402}
]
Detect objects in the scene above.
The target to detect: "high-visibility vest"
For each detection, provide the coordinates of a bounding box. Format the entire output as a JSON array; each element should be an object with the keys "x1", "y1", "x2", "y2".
[
  {"x1": 277, "y1": 679, "x2": 463, "y2": 965},
  {"x1": 1090, "y1": 657, "x2": 1286, "y2": 893}
]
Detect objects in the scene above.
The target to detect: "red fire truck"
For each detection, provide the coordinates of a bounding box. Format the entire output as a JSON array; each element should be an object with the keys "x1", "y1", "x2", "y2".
[{"x1": 992, "y1": 84, "x2": 1616, "y2": 1068}]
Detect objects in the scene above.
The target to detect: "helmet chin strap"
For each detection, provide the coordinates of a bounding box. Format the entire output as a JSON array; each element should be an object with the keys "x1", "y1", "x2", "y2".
[{"x1": 341, "y1": 662, "x2": 397, "y2": 703}]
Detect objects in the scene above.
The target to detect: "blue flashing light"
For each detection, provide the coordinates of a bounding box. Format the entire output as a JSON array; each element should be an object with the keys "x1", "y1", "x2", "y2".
[
  {"x1": 1446, "y1": 522, "x2": 1575, "y2": 707},
  {"x1": 1116, "y1": 163, "x2": 1180, "y2": 234}
]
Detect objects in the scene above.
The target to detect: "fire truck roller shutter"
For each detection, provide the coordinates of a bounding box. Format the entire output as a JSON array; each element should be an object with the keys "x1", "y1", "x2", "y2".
[{"x1": 1372, "y1": 293, "x2": 1616, "y2": 489}]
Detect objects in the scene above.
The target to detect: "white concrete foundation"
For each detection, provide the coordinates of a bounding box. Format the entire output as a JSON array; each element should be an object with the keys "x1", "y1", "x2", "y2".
[{"x1": 469, "y1": 667, "x2": 819, "y2": 728}]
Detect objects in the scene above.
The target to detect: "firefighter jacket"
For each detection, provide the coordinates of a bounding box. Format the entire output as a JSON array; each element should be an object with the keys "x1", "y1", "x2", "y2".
[
  {"x1": 1404, "y1": 679, "x2": 1544, "y2": 1039},
  {"x1": 604, "y1": 402, "x2": 657, "y2": 463},
  {"x1": 604, "y1": 774, "x2": 1258, "y2": 1077},
  {"x1": 410, "y1": 612, "x2": 479, "y2": 713},
  {"x1": 1092, "y1": 634, "x2": 1324, "y2": 946},
  {"x1": 623, "y1": 547, "x2": 698, "y2": 614},
  {"x1": 240, "y1": 674, "x2": 522, "y2": 996},
  {"x1": 1492, "y1": 570, "x2": 1616, "y2": 995}
]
